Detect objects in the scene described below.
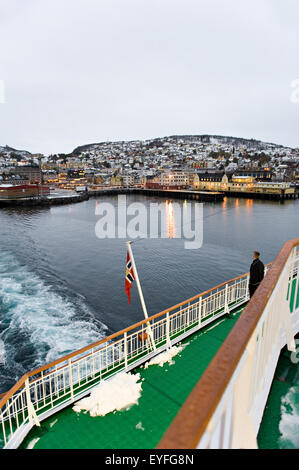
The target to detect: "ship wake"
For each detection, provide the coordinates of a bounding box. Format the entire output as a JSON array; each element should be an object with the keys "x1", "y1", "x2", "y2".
[{"x1": 0, "y1": 250, "x2": 107, "y2": 394}]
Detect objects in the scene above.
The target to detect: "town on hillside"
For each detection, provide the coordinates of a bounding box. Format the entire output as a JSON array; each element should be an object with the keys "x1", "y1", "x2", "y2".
[{"x1": 0, "y1": 135, "x2": 298, "y2": 201}]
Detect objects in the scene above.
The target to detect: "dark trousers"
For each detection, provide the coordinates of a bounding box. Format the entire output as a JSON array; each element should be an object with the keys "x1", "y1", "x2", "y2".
[{"x1": 249, "y1": 283, "x2": 259, "y2": 298}]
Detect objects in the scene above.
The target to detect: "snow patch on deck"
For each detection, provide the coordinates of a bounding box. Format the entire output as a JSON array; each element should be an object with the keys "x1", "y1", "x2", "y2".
[
  {"x1": 72, "y1": 372, "x2": 142, "y2": 417},
  {"x1": 144, "y1": 345, "x2": 183, "y2": 369}
]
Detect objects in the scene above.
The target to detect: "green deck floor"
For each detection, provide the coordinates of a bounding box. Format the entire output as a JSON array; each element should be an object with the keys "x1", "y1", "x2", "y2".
[{"x1": 20, "y1": 306, "x2": 244, "y2": 449}]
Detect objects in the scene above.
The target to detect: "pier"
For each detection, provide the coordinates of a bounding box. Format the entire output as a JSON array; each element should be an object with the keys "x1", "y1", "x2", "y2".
[
  {"x1": 136, "y1": 188, "x2": 224, "y2": 202},
  {"x1": 224, "y1": 189, "x2": 298, "y2": 201},
  {"x1": 0, "y1": 185, "x2": 297, "y2": 209},
  {"x1": 88, "y1": 187, "x2": 224, "y2": 202},
  {"x1": 0, "y1": 190, "x2": 89, "y2": 208}
]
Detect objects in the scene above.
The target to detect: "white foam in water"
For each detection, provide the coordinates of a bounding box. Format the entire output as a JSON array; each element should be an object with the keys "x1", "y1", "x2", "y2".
[
  {"x1": 73, "y1": 372, "x2": 142, "y2": 417},
  {"x1": 0, "y1": 251, "x2": 107, "y2": 373},
  {"x1": 279, "y1": 385, "x2": 299, "y2": 448},
  {"x1": 0, "y1": 339, "x2": 5, "y2": 365},
  {"x1": 144, "y1": 345, "x2": 183, "y2": 369}
]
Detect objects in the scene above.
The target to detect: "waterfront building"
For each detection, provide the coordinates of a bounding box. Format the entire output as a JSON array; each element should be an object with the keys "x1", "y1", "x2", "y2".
[
  {"x1": 68, "y1": 169, "x2": 85, "y2": 179},
  {"x1": 234, "y1": 168, "x2": 272, "y2": 181},
  {"x1": 146, "y1": 171, "x2": 190, "y2": 189},
  {"x1": 110, "y1": 174, "x2": 123, "y2": 186},
  {"x1": 192, "y1": 171, "x2": 296, "y2": 199},
  {"x1": 0, "y1": 184, "x2": 50, "y2": 200},
  {"x1": 13, "y1": 165, "x2": 42, "y2": 183}
]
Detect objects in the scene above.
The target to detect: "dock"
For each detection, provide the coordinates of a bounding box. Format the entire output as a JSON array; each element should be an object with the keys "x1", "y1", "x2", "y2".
[
  {"x1": 136, "y1": 188, "x2": 224, "y2": 202},
  {"x1": 88, "y1": 187, "x2": 224, "y2": 202},
  {"x1": 0, "y1": 191, "x2": 89, "y2": 208}
]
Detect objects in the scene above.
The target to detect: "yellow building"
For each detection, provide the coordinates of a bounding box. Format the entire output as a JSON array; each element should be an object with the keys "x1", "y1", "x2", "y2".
[
  {"x1": 160, "y1": 171, "x2": 190, "y2": 187},
  {"x1": 110, "y1": 174, "x2": 123, "y2": 186},
  {"x1": 192, "y1": 173, "x2": 295, "y2": 198}
]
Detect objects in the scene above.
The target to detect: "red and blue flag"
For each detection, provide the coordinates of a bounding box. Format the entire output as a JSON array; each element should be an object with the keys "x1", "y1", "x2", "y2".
[{"x1": 125, "y1": 251, "x2": 135, "y2": 304}]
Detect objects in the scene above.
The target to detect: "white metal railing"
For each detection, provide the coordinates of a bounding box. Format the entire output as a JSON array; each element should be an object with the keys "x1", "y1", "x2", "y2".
[
  {"x1": 194, "y1": 245, "x2": 299, "y2": 449},
  {"x1": 0, "y1": 268, "x2": 254, "y2": 449}
]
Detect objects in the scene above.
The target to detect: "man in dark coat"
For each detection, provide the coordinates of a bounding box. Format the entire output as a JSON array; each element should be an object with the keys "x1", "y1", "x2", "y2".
[{"x1": 249, "y1": 251, "x2": 265, "y2": 298}]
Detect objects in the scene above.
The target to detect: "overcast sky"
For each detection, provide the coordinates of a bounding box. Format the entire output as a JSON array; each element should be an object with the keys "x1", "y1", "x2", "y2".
[{"x1": 0, "y1": 0, "x2": 298, "y2": 155}]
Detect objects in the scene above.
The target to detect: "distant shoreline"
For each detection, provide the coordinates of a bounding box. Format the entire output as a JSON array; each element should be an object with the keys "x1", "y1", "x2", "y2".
[{"x1": 1, "y1": 185, "x2": 298, "y2": 209}]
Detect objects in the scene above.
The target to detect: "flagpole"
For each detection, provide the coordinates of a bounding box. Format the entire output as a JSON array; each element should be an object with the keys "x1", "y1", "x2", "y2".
[{"x1": 126, "y1": 241, "x2": 156, "y2": 350}]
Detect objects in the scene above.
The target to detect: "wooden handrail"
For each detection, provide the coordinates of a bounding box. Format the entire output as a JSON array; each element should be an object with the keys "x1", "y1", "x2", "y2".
[
  {"x1": 157, "y1": 238, "x2": 299, "y2": 449},
  {"x1": 0, "y1": 268, "x2": 255, "y2": 410}
]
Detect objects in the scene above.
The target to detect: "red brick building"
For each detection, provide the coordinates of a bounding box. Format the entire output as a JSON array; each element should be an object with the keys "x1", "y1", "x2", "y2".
[{"x1": 0, "y1": 184, "x2": 50, "y2": 199}]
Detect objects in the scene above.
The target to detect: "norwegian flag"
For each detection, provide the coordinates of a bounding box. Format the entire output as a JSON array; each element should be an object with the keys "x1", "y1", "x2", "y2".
[{"x1": 125, "y1": 251, "x2": 135, "y2": 304}]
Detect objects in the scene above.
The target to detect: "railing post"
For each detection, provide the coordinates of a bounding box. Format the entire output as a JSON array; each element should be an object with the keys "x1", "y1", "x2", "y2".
[
  {"x1": 1, "y1": 411, "x2": 7, "y2": 447},
  {"x1": 124, "y1": 332, "x2": 128, "y2": 371},
  {"x1": 224, "y1": 284, "x2": 229, "y2": 314},
  {"x1": 91, "y1": 348, "x2": 95, "y2": 378},
  {"x1": 68, "y1": 359, "x2": 74, "y2": 402},
  {"x1": 186, "y1": 302, "x2": 190, "y2": 329},
  {"x1": 166, "y1": 312, "x2": 171, "y2": 348},
  {"x1": 246, "y1": 274, "x2": 250, "y2": 300},
  {"x1": 198, "y1": 297, "x2": 202, "y2": 326},
  {"x1": 25, "y1": 379, "x2": 40, "y2": 427},
  {"x1": 202, "y1": 298, "x2": 206, "y2": 319},
  {"x1": 54, "y1": 366, "x2": 58, "y2": 396},
  {"x1": 146, "y1": 320, "x2": 156, "y2": 351},
  {"x1": 233, "y1": 280, "x2": 236, "y2": 302},
  {"x1": 99, "y1": 349, "x2": 102, "y2": 379}
]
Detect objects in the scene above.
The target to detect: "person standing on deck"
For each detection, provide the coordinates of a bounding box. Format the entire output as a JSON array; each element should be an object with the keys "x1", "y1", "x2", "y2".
[{"x1": 249, "y1": 251, "x2": 265, "y2": 298}]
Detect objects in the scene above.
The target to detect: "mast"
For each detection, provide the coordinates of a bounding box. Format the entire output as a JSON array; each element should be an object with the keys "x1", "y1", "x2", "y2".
[{"x1": 126, "y1": 241, "x2": 156, "y2": 350}]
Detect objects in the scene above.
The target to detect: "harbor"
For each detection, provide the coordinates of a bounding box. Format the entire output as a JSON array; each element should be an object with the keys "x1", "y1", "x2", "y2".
[
  {"x1": 2, "y1": 183, "x2": 297, "y2": 209},
  {"x1": 0, "y1": 186, "x2": 224, "y2": 208}
]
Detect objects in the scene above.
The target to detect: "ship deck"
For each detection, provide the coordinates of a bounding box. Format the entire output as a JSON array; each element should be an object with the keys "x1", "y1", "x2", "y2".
[
  {"x1": 19, "y1": 304, "x2": 245, "y2": 449},
  {"x1": 13, "y1": 271, "x2": 299, "y2": 450}
]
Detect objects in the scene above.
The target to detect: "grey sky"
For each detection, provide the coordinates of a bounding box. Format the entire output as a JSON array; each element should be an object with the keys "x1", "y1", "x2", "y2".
[{"x1": 0, "y1": 0, "x2": 298, "y2": 155}]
